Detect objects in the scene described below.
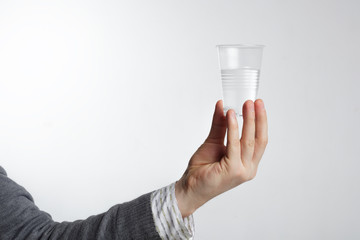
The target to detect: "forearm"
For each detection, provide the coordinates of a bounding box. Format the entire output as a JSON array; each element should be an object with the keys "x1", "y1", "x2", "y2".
[
  {"x1": 0, "y1": 167, "x2": 160, "y2": 240},
  {"x1": 47, "y1": 192, "x2": 158, "y2": 240}
]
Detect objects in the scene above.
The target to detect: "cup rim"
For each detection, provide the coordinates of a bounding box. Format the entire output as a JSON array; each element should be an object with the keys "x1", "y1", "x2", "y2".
[{"x1": 216, "y1": 44, "x2": 265, "y2": 48}]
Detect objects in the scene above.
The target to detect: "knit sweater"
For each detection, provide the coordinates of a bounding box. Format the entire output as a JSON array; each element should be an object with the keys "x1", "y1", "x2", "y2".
[{"x1": 0, "y1": 166, "x2": 162, "y2": 240}]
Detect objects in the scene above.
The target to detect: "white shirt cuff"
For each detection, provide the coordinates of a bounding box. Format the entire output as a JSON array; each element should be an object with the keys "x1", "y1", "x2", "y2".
[{"x1": 151, "y1": 182, "x2": 195, "y2": 240}]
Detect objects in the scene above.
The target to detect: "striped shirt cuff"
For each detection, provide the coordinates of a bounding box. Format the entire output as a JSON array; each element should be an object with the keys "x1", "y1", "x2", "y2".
[{"x1": 151, "y1": 182, "x2": 195, "y2": 240}]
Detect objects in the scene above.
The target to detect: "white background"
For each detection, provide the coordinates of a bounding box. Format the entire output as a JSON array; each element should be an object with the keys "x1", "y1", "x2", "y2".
[{"x1": 1, "y1": 0, "x2": 359, "y2": 239}]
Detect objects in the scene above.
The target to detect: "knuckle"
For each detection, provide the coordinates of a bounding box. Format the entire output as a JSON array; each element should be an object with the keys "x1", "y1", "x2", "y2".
[
  {"x1": 246, "y1": 172, "x2": 256, "y2": 181},
  {"x1": 245, "y1": 165, "x2": 258, "y2": 181},
  {"x1": 250, "y1": 171, "x2": 257, "y2": 180},
  {"x1": 257, "y1": 137, "x2": 268, "y2": 147},
  {"x1": 231, "y1": 167, "x2": 246, "y2": 183},
  {"x1": 233, "y1": 169, "x2": 243, "y2": 179},
  {"x1": 242, "y1": 139, "x2": 255, "y2": 148}
]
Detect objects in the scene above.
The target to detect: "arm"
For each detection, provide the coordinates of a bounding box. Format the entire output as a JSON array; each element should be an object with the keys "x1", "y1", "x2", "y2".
[
  {"x1": 0, "y1": 99, "x2": 267, "y2": 239},
  {"x1": 0, "y1": 166, "x2": 161, "y2": 240},
  {"x1": 175, "y1": 99, "x2": 268, "y2": 217}
]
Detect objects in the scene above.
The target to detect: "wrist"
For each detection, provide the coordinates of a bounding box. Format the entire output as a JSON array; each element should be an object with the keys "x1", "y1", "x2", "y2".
[{"x1": 175, "y1": 180, "x2": 200, "y2": 218}]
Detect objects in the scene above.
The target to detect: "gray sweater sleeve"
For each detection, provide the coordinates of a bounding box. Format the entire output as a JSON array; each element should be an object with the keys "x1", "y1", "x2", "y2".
[{"x1": 0, "y1": 166, "x2": 162, "y2": 240}]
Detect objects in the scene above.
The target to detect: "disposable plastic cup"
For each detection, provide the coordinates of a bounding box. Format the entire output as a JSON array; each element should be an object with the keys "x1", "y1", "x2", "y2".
[{"x1": 216, "y1": 44, "x2": 265, "y2": 117}]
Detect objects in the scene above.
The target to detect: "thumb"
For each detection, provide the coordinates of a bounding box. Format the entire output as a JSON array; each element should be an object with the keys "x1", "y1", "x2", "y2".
[{"x1": 205, "y1": 100, "x2": 226, "y2": 144}]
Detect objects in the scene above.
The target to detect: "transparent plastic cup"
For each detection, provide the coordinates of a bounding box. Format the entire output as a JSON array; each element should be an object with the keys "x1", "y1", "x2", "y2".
[{"x1": 216, "y1": 44, "x2": 265, "y2": 117}]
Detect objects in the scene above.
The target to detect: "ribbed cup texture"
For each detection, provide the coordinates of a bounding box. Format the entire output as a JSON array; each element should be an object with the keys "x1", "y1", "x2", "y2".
[
  {"x1": 221, "y1": 68, "x2": 260, "y2": 89},
  {"x1": 220, "y1": 67, "x2": 260, "y2": 117}
]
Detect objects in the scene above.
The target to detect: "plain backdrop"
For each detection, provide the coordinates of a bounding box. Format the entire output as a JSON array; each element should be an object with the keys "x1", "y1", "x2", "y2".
[{"x1": 1, "y1": 0, "x2": 359, "y2": 239}]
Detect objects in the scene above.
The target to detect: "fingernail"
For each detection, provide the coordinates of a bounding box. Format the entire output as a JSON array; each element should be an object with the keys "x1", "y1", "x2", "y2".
[
  {"x1": 231, "y1": 110, "x2": 236, "y2": 119},
  {"x1": 250, "y1": 102, "x2": 255, "y2": 112},
  {"x1": 259, "y1": 100, "x2": 265, "y2": 109}
]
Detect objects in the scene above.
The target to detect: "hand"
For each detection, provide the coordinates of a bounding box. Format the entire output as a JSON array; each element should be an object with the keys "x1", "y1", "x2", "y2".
[{"x1": 175, "y1": 99, "x2": 268, "y2": 217}]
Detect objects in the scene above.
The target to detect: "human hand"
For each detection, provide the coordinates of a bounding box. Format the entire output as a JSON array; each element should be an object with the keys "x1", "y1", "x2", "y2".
[{"x1": 175, "y1": 99, "x2": 268, "y2": 217}]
